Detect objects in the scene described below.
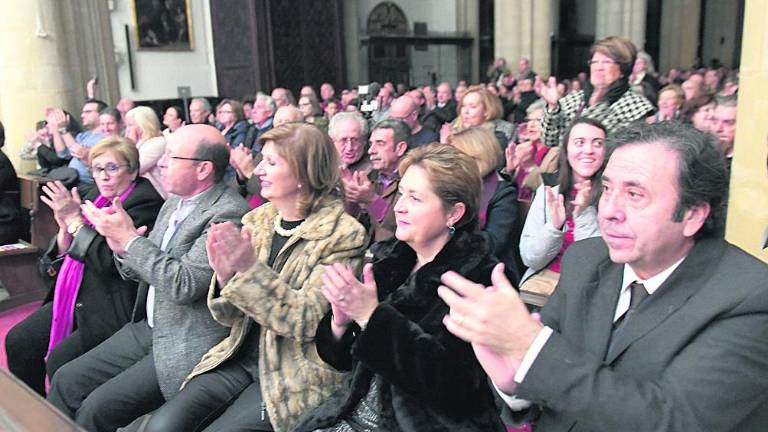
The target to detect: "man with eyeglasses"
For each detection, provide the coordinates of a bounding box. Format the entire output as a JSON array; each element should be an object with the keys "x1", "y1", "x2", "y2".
[
  {"x1": 388, "y1": 95, "x2": 438, "y2": 148},
  {"x1": 328, "y1": 112, "x2": 372, "y2": 221},
  {"x1": 45, "y1": 98, "x2": 107, "y2": 193},
  {"x1": 48, "y1": 124, "x2": 250, "y2": 432}
]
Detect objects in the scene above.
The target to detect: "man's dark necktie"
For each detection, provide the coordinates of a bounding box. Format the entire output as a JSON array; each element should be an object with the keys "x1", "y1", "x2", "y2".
[{"x1": 607, "y1": 282, "x2": 648, "y2": 358}]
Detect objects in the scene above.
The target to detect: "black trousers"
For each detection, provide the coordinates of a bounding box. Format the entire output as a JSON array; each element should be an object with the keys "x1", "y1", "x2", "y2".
[
  {"x1": 5, "y1": 302, "x2": 85, "y2": 396},
  {"x1": 47, "y1": 320, "x2": 165, "y2": 432},
  {"x1": 144, "y1": 359, "x2": 272, "y2": 432}
]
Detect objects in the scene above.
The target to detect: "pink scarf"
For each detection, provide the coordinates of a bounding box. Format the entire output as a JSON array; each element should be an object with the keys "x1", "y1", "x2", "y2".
[{"x1": 46, "y1": 182, "x2": 137, "y2": 358}]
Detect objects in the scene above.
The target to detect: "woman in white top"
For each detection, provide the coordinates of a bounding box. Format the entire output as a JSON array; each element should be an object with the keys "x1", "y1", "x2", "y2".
[{"x1": 125, "y1": 106, "x2": 168, "y2": 198}]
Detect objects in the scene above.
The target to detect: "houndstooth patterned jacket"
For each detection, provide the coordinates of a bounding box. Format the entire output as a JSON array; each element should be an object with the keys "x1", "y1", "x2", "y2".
[{"x1": 541, "y1": 89, "x2": 654, "y2": 147}]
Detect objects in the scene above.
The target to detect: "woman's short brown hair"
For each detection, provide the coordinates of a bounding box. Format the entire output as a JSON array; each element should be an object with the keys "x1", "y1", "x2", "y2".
[
  {"x1": 591, "y1": 36, "x2": 637, "y2": 78},
  {"x1": 258, "y1": 123, "x2": 340, "y2": 216},
  {"x1": 455, "y1": 85, "x2": 503, "y2": 129},
  {"x1": 216, "y1": 99, "x2": 245, "y2": 122},
  {"x1": 448, "y1": 126, "x2": 503, "y2": 178},
  {"x1": 89, "y1": 136, "x2": 140, "y2": 173},
  {"x1": 398, "y1": 143, "x2": 481, "y2": 231}
]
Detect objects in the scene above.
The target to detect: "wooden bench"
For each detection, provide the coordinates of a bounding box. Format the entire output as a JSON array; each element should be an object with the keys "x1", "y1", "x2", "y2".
[
  {"x1": 0, "y1": 368, "x2": 83, "y2": 431},
  {"x1": 0, "y1": 241, "x2": 46, "y2": 313},
  {"x1": 19, "y1": 174, "x2": 57, "y2": 251}
]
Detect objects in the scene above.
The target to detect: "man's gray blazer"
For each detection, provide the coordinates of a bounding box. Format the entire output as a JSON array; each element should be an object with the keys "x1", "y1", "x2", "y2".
[
  {"x1": 515, "y1": 236, "x2": 768, "y2": 432},
  {"x1": 118, "y1": 182, "x2": 250, "y2": 399}
]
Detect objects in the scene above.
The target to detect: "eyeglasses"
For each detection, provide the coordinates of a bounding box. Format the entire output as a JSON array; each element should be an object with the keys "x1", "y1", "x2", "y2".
[
  {"x1": 335, "y1": 137, "x2": 362, "y2": 146},
  {"x1": 217, "y1": 110, "x2": 233, "y2": 114},
  {"x1": 89, "y1": 163, "x2": 129, "y2": 177},
  {"x1": 587, "y1": 59, "x2": 619, "y2": 67},
  {"x1": 168, "y1": 155, "x2": 210, "y2": 163}
]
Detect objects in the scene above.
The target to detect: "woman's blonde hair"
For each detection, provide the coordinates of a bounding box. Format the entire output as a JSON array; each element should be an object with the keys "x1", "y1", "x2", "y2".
[
  {"x1": 125, "y1": 106, "x2": 162, "y2": 141},
  {"x1": 454, "y1": 85, "x2": 503, "y2": 130},
  {"x1": 399, "y1": 143, "x2": 481, "y2": 231},
  {"x1": 448, "y1": 126, "x2": 503, "y2": 177},
  {"x1": 659, "y1": 84, "x2": 684, "y2": 104},
  {"x1": 258, "y1": 123, "x2": 340, "y2": 216},
  {"x1": 89, "y1": 136, "x2": 140, "y2": 174}
]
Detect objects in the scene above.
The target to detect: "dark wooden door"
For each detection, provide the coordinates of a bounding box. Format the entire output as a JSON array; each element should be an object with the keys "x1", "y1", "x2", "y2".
[
  {"x1": 210, "y1": 0, "x2": 345, "y2": 99},
  {"x1": 210, "y1": 0, "x2": 273, "y2": 98}
]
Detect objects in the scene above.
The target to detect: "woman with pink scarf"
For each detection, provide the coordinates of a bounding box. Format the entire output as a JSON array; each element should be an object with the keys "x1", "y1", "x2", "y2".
[{"x1": 5, "y1": 136, "x2": 163, "y2": 396}]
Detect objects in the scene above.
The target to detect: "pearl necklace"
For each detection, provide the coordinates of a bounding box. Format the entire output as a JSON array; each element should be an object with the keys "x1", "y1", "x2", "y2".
[{"x1": 274, "y1": 213, "x2": 305, "y2": 237}]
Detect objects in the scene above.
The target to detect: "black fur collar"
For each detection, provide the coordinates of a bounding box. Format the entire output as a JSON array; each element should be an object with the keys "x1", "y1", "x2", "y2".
[{"x1": 371, "y1": 229, "x2": 494, "y2": 310}]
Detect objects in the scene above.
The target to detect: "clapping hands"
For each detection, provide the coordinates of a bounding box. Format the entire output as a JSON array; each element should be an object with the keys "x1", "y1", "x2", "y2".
[
  {"x1": 206, "y1": 222, "x2": 256, "y2": 287},
  {"x1": 321, "y1": 263, "x2": 378, "y2": 328}
]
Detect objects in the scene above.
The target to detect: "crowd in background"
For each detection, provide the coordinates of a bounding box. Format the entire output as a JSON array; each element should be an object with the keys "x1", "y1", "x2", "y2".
[{"x1": 0, "y1": 34, "x2": 763, "y2": 432}]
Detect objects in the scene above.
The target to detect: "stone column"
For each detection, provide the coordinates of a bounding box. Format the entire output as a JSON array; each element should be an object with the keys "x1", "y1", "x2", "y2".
[
  {"x1": 595, "y1": 0, "x2": 647, "y2": 49},
  {"x1": 723, "y1": 0, "x2": 768, "y2": 262},
  {"x1": 494, "y1": 0, "x2": 554, "y2": 78},
  {"x1": 0, "y1": 0, "x2": 117, "y2": 172},
  {"x1": 456, "y1": 0, "x2": 480, "y2": 84},
  {"x1": 343, "y1": 0, "x2": 361, "y2": 86},
  {"x1": 658, "y1": 0, "x2": 700, "y2": 71}
]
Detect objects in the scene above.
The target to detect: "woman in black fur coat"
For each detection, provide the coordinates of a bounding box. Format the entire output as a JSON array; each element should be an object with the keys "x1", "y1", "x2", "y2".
[{"x1": 294, "y1": 144, "x2": 507, "y2": 432}]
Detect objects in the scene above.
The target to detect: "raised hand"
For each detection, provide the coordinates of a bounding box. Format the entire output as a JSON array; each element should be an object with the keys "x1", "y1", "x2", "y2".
[
  {"x1": 438, "y1": 263, "x2": 542, "y2": 394},
  {"x1": 504, "y1": 142, "x2": 519, "y2": 172},
  {"x1": 536, "y1": 76, "x2": 560, "y2": 109},
  {"x1": 45, "y1": 108, "x2": 69, "y2": 132},
  {"x1": 206, "y1": 222, "x2": 255, "y2": 286},
  {"x1": 321, "y1": 263, "x2": 378, "y2": 325},
  {"x1": 439, "y1": 123, "x2": 452, "y2": 144},
  {"x1": 86, "y1": 78, "x2": 98, "y2": 99},
  {"x1": 81, "y1": 198, "x2": 143, "y2": 255},
  {"x1": 69, "y1": 143, "x2": 89, "y2": 161},
  {"x1": 342, "y1": 171, "x2": 376, "y2": 207},
  {"x1": 230, "y1": 144, "x2": 255, "y2": 179},
  {"x1": 571, "y1": 180, "x2": 593, "y2": 215},
  {"x1": 41, "y1": 181, "x2": 83, "y2": 229},
  {"x1": 544, "y1": 186, "x2": 566, "y2": 230}
]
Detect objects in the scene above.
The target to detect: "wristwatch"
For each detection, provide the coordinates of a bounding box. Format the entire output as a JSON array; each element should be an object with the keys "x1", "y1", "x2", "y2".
[
  {"x1": 67, "y1": 220, "x2": 85, "y2": 236},
  {"x1": 57, "y1": 127, "x2": 68, "y2": 135}
]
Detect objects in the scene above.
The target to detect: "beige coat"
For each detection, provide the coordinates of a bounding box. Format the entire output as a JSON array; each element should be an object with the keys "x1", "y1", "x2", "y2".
[{"x1": 184, "y1": 197, "x2": 367, "y2": 432}]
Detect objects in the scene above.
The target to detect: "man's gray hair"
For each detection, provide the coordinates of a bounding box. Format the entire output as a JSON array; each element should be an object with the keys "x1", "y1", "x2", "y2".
[
  {"x1": 256, "y1": 92, "x2": 277, "y2": 112},
  {"x1": 328, "y1": 112, "x2": 368, "y2": 141},
  {"x1": 714, "y1": 94, "x2": 738, "y2": 108},
  {"x1": 191, "y1": 97, "x2": 211, "y2": 112},
  {"x1": 526, "y1": 99, "x2": 547, "y2": 115}
]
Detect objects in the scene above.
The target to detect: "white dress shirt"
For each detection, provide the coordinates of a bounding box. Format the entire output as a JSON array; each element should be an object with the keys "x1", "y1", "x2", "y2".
[{"x1": 497, "y1": 256, "x2": 687, "y2": 410}]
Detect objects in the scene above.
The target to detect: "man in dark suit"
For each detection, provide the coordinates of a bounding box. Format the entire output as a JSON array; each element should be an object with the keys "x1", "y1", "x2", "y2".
[
  {"x1": 439, "y1": 122, "x2": 768, "y2": 431},
  {"x1": 47, "y1": 125, "x2": 250, "y2": 432},
  {"x1": 422, "y1": 82, "x2": 458, "y2": 132}
]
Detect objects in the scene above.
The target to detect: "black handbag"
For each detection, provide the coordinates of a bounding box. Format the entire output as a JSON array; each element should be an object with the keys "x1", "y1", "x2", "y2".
[{"x1": 38, "y1": 235, "x2": 64, "y2": 294}]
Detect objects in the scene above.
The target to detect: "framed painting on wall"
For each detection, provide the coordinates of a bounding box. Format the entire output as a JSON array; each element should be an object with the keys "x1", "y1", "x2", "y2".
[{"x1": 132, "y1": 0, "x2": 194, "y2": 50}]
